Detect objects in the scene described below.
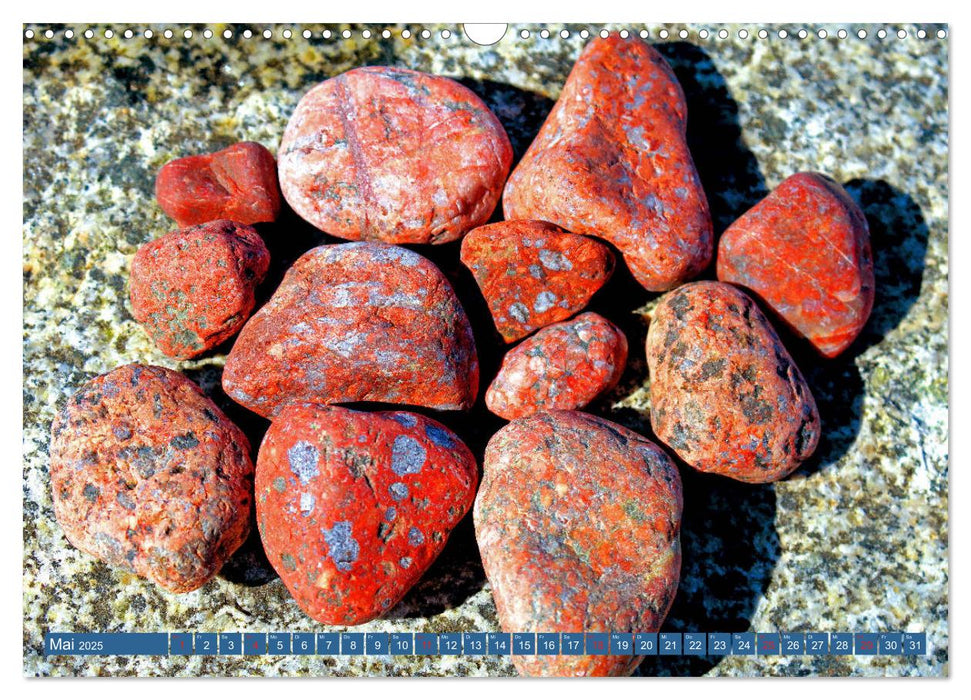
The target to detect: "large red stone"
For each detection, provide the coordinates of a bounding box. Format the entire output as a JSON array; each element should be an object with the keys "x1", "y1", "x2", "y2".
[
  {"x1": 155, "y1": 142, "x2": 281, "y2": 227},
  {"x1": 485, "y1": 312, "x2": 627, "y2": 420},
  {"x1": 475, "y1": 411, "x2": 682, "y2": 676},
  {"x1": 256, "y1": 403, "x2": 477, "y2": 625},
  {"x1": 278, "y1": 66, "x2": 513, "y2": 244},
  {"x1": 460, "y1": 220, "x2": 614, "y2": 343},
  {"x1": 717, "y1": 172, "x2": 875, "y2": 358},
  {"x1": 49, "y1": 364, "x2": 254, "y2": 593},
  {"x1": 129, "y1": 220, "x2": 270, "y2": 359},
  {"x1": 503, "y1": 36, "x2": 712, "y2": 292},
  {"x1": 222, "y1": 242, "x2": 479, "y2": 418},
  {"x1": 646, "y1": 281, "x2": 820, "y2": 483}
]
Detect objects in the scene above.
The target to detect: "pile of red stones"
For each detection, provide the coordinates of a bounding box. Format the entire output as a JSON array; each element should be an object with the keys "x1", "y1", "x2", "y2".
[{"x1": 48, "y1": 36, "x2": 874, "y2": 676}]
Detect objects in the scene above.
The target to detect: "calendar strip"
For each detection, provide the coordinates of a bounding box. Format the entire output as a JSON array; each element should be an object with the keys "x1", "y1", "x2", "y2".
[{"x1": 44, "y1": 631, "x2": 926, "y2": 657}]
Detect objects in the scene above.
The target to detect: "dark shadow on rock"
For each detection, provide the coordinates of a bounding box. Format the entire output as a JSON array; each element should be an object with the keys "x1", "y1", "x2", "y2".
[
  {"x1": 841, "y1": 179, "x2": 931, "y2": 355},
  {"x1": 362, "y1": 244, "x2": 505, "y2": 619},
  {"x1": 190, "y1": 199, "x2": 337, "y2": 362},
  {"x1": 585, "y1": 247, "x2": 655, "y2": 431},
  {"x1": 638, "y1": 467, "x2": 781, "y2": 676},
  {"x1": 792, "y1": 179, "x2": 929, "y2": 477},
  {"x1": 385, "y1": 513, "x2": 487, "y2": 620},
  {"x1": 416, "y1": 238, "x2": 514, "y2": 464},
  {"x1": 457, "y1": 78, "x2": 556, "y2": 171},
  {"x1": 791, "y1": 357, "x2": 866, "y2": 479},
  {"x1": 251, "y1": 198, "x2": 340, "y2": 309},
  {"x1": 180, "y1": 364, "x2": 278, "y2": 586},
  {"x1": 654, "y1": 42, "x2": 769, "y2": 243},
  {"x1": 219, "y1": 525, "x2": 279, "y2": 587},
  {"x1": 181, "y1": 365, "x2": 270, "y2": 457}
]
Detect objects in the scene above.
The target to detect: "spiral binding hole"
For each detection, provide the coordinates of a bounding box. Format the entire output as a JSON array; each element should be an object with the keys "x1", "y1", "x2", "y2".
[{"x1": 23, "y1": 24, "x2": 951, "y2": 47}]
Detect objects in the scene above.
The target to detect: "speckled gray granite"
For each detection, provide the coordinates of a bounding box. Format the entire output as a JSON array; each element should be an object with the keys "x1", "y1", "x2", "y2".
[{"x1": 23, "y1": 23, "x2": 948, "y2": 677}]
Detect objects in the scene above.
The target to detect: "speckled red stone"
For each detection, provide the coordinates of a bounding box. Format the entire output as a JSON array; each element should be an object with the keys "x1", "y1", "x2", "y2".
[
  {"x1": 222, "y1": 242, "x2": 479, "y2": 418},
  {"x1": 49, "y1": 364, "x2": 254, "y2": 593},
  {"x1": 717, "y1": 172, "x2": 875, "y2": 358},
  {"x1": 155, "y1": 142, "x2": 281, "y2": 227},
  {"x1": 503, "y1": 36, "x2": 712, "y2": 292},
  {"x1": 278, "y1": 67, "x2": 513, "y2": 244},
  {"x1": 647, "y1": 281, "x2": 820, "y2": 483},
  {"x1": 474, "y1": 411, "x2": 682, "y2": 677},
  {"x1": 486, "y1": 312, "x2": 627, "y2": 420},
  {"x1": 129, "y1": 220, "x2": 270, "y2": 360},
  {"x1": 256, "y1": 403, "x2": 477, "y2": 625},
  {"x1": 460, "y1": 220, "x2": 614, "y2": 343}
]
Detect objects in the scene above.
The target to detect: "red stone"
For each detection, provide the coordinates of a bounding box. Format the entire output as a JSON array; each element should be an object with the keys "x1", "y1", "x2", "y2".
[
  {"x1": 278, "y1": 66, "x2": 513, "y2": 244},
  {"x1": 129, "y1": 220, "x2": 270, "y2": 359},
  {"x1": 717, "y1": 172, "x2": 875, "y2": 358},
  {"x1": 460, "y1": 220, "x2": 614, "y2": 343},
  {"x1": 222, "y1": 242, "x2": 479, "y2": 418},
  {"x1": 486, "y1": 312, "x2": 627, "y2": 420},
  {"x1": 48, "y1": 364, "x2": 254, "y2": 593},
  {"x1": 503, "y1": 36, "x2": 713, "y2": 292},
  {"x1": 155, "y1": 141, "x2": 281, "y2": 227},
  {"x1": 646, "y1": 281, "x2": 820, "y2": 483},
  {"x1": 256, "y1": 403, "x2": 477, "y2": 625},
  {"x1": 474, "y1": 411, "x2": 682, "y2": 676}
]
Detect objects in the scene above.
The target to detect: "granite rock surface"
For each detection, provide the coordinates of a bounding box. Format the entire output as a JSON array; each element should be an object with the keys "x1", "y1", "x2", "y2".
[{"x1": 23, "y1": 23, "x2": 948, "y2": 677}]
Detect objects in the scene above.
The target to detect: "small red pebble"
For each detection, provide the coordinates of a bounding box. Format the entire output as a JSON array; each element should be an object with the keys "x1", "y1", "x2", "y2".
[
  {"x1": 278, "y1": 66, "x2": 513, "y2": 244},
  {"x1": 486, "y1": 312, "x2": 627, "y2": 420},
  {"x1": 503, "y1": 36, "x2": 713, "y2": 292},
  {"x1": 460, "y1": 220, "x2": 614, "y2": 343},
  {"x1": 647, "y1": 281, "x2": 820, "y2": 483},
  {"x1": 155, "y1": 141, "x2": 282, "y2": 227},
  {"x1": 256, "y1": 403, "x2": 478, "y2": 625},
  {"x1": 717, "y1": 172, "x2": 875, "y2": 358},
  {"x1": 129, "y1": 220, "x2": 270, "y2": 359},
  {"x1": 475, "y1": 411, "x2": 682, "y2": 676},
  {"x1": 223, "y1": 242, "x2": 479, "y2": 418},
  {"x1": 49, "y1": 364, "x2": 254, "y2": 593}
]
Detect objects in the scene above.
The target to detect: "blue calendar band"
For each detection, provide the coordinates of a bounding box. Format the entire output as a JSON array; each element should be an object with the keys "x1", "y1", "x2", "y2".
[{"x1": 44, "y1": 631, "x2": 927, "y2": 657}]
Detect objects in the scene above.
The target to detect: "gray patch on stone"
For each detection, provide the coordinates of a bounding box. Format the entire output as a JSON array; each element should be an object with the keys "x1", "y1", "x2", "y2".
[
  {"x1": 408, "y1": 527, "x2": 425, "y2": 546},
  {"x1": 528, "y1": 264, "x2": 544, "y2": 279},
  {"x1": 399, "y1": 556, "x2": 413, "y2": 569},
  {"x1": 367, "y1": 289, "x2": 426, "y2": 310},
  {"x1": 644, "y1": 193, "x2": 666, "y2": 219},
  {"x1": 170, "y1": 432, "x2": 199, "y2": 450},
  {"x1": 385, "y1": 506, "x2": 397, "y2": 521},
  {"x1": 533, "y1": 291, "x2": 557, "y2": 314},
  {"x1": 375, "y1": 349, "x2": 409, "y2": 366},
  {"x1": 509, "y1": 302, "x2": 529, "y2": 323},
  {"x1": 328, "y1": 285, "x2": 355, "y2": 308},
  {"x1": 322, "y1": 521, "x2": 359, "y2": 572},
  {"x1": 390, "y1": 413, "x2": 418, "y2": 428},
  {"x1": 389, "y1": 482, "x2": 409, "y2": 501},
  {"x1": 366, "y1": 245, "x2": 422, "y2": 268},
  {"x1": 425, "y1": 423, "x2": 456, "y2": 449},
  {"x1": 625, "y1": 124, "x2": 651, "y2": 150},
  {"x1": 538, "y1": 248, "x2": 573, "y2": 271},
  {"x1": 322, "y1": 332, "x2": 365, "y2": 357},
  {"x1": 391, "y1": 435, "x2": 426, "y2": 476},
  {"x1": 288, "y1": 441, "x2": 320, "y2": 485},
  {"x1": 299, "y1": 492, "x2": 315, "y2": 516}
]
